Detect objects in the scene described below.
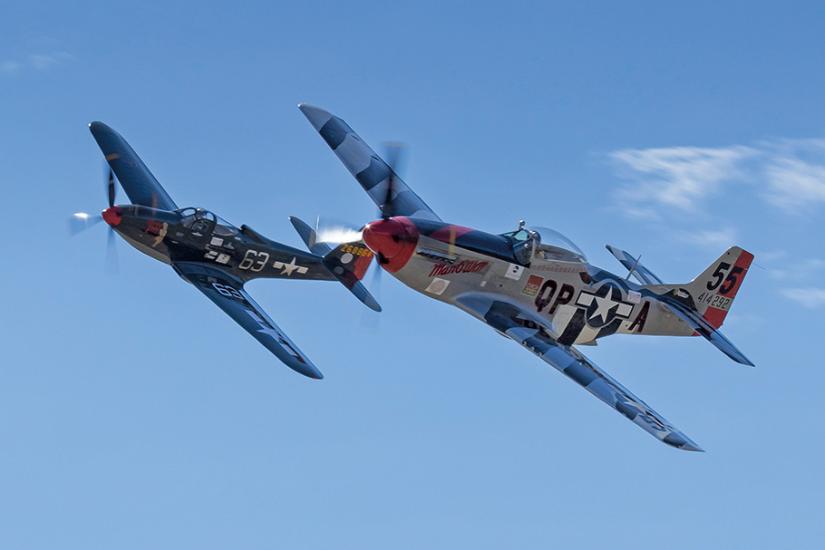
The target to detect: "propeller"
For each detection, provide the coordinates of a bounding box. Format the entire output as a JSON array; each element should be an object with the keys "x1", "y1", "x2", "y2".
[
  {"x1": 310, "y1": 143, "x2": 408, "y2": 306},
  {"x1": 363, "y1": 142, "x2": 407, "y2": 299},
  {"x1": 68, "y1": 211, "x2": 103, "y2": 235},
  {"x1": 68, "y1": 163, "x2": 119, "y2": 273},
  {"x1": 380, "y1": 141, "x2": 406, "y2": 220},
  {"x1": 106, "y1": 164, "x2": 116, "y2": 208}
]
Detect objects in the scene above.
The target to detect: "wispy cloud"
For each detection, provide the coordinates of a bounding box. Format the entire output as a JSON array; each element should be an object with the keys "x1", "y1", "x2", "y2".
[
  {"x1": 610, "y1": 139, "x2": 825, "y2": 215},
  {"x1": 0, "y1": 51, "x2": 73, "y2": 76},
  {"x1": 611, "y1": 146, "x2": 755, "y2": 212},
  {"x1": 676, "y1": 227, "x2": 738, "y2": 248},
  {"x1": 781, "y1": 287, "x2": 825, "y2": 309},
  {"x1": 766, "y1": 257, "x2": 825, "y2": 282}
]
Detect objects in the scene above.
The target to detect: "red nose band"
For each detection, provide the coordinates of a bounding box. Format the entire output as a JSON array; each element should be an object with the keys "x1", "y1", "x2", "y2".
[
  {"x1": 102, "y1": 206, "x2": 122, "y2": 227},
  {"x1": 362, "y1": 217, "x2": 419, "y2": 273}
]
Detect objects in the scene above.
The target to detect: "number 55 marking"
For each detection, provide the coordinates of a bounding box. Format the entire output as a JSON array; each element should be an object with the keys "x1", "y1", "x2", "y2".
[{"x1": 706, "y1": 261, "x2": 744, "y2": 295}]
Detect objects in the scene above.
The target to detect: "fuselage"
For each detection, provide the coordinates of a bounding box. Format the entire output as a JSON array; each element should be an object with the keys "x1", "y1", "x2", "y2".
[
  {"x1": 102, "y1": 205, "x2": 334, "y2": 283},
  {"x1": 362, "y1": 217, "x2": 692, "y2": 345}
]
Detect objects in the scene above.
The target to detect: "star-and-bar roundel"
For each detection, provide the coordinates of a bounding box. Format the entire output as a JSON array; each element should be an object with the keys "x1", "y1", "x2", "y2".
[{"x1": 575, "y1": 282, "x2": 634, "y2": 328}]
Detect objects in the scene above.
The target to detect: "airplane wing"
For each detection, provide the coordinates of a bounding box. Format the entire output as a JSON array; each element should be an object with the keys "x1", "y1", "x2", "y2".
[
  {"x1": 298, "y1": 104, "x2": 441, "y2": 221},
  {"x1": 173, "y1": 261, "x2": 323, "y2": 379},
  {"x1": 89, "y1": 121, "x2": 178, "y2": 211},
  {"x1": 454, "y1": 293, "x2": 703, "y2": 451}
]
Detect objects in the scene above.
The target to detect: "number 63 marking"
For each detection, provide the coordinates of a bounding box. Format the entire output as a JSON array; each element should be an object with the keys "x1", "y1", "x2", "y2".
[
  {"x1": 239, "y1": 249, "x2": 270, "y2": 272},
  {"x1": 212, "y1": 282, "x2": 243, "y2": 300}
]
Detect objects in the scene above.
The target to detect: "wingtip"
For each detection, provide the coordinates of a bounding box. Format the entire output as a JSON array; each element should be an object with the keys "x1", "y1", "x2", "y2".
[
  {"x1": 733, "y1": 354, "x2": 756, "y2": 367},
  {"x1": 663, "y1": 432, "x2": 704, "y2": 452},
  {"x1": 299, "y1": 365, "x2": 324, "y2": 380},
  {"x1": 298, "y1": 103, "x2": 334, "y2": 129},
  {"x1": 88, "y1": 120, "x2": 120, "y2": 139},
  {"x1": 286, "y1": 354, "x2": 324, "y2": 380}
]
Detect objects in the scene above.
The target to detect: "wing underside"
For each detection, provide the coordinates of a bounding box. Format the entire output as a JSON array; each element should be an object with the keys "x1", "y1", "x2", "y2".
[
  {"x1": 173, "y1": 261, "x2": 323, "y2": 379},
  {"x1": 455, "y1": 293, "x2": 703, "y2": 451},
  {"x1": 298, "y1": 104, "x2": 441, "y2": 221}
]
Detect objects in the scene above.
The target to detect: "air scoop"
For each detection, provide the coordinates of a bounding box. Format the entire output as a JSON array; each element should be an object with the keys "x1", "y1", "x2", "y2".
[{"x1": 362, "y1": 217, "x2": 419, "y2": 273}]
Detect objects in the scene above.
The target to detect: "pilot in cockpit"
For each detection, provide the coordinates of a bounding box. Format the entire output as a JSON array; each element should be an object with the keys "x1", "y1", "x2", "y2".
[
  {"x1": 177, "y1": 208, "x2": 239, "y2": 238},
  {"x1": 504, "y1": 220, "x2": 588, "y2": 266},
  {"x1": 506, "y1": 220, "x2": 541, "y2": 266}
]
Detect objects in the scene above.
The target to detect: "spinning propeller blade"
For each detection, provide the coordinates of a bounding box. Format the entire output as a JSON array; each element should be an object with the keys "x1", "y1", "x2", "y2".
[
  {"x1": 105, "y1": 225, "x2": 119, "y2": 273},
  {"x1": 106, "y1": 164, "x2": 116, "y2": 207},
  {"x1": 69, "y1": 162, "x2": 120, "y2": 273},
  {"x1": 381, "y1": 142, "x2": 406, "y2": 220},
  {"x1": 68, "y1": 212, "x2": 103, "y2": 235}
]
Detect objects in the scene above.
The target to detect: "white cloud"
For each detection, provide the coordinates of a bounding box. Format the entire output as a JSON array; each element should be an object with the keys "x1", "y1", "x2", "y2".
[
  {"x1": 1, "y1": 51, "x2": 73, "y2": 76},
  {"x1": 763, "y1": 155, "x2": 825, "y2": 211},
  {"x1": 611, "y1": 146, "x2": 754, "y2": 211},
  {"x1": 781, "y1": 287, "x2": 825, "y2": 309},
  {"x1": 610, "y1": 139, "x2": 825, "y2": 215}
]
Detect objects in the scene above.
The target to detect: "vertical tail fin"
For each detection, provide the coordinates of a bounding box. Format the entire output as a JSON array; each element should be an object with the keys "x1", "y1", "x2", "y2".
[{"x1": 687, "y1": 246, "x2": 754, "y2": 329}]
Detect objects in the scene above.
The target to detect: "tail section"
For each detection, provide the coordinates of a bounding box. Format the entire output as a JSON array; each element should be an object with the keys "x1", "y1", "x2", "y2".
[
  {"x1": 289, "y1": 216, "x2": 381, "y2": 312},
  {"x1": 614, "y1": 245, "x2": 756, "y2": 366},
  {"x1": 685, "y1": 246, "x2": 754, "y2": 329}
]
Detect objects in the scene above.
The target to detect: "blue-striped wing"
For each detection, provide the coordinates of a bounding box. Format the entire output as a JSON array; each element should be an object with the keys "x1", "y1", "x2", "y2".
[
  {"x1": 89, "y1": 121, "x2": 178, "y2": 211},
  {"x1": 299, "y1": 104, "x2": 441, "y2": 221},
  {"x1": 174, "y1": 262, "x2": 323, "y2": 379},
  {"x1": 455, "y1": 292, "x2": 702, "y2": 451}
]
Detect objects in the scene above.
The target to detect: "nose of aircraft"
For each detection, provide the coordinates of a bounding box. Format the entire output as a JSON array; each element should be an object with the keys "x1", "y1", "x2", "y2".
[
  {"x1": 101, "y1": 206, "x2": 122, "y2": 227},
  {"x1": 362, "y1": 217, "x2": 419, "y2": 272}
]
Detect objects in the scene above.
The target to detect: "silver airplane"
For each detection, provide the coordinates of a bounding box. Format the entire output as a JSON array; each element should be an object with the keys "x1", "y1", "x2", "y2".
[{"x1": 294, "y1": 104, "x2": 755, "y2": 451}]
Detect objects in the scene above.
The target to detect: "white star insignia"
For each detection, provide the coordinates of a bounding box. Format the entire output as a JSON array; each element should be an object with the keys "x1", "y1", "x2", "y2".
[
  {"x1": 273, "y1": 257, "x2": 309, "y2": 276},
  {"x1": 588, "y1": 295, "x2": 617, "y2": 324},
  {"x1": 281, "y1": 257, "x2": 300, "y2": 276}
]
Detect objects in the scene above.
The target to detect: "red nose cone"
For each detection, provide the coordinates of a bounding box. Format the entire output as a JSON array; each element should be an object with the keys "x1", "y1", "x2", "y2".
[
  {"x1": 362, "y1": 217, "x2": 419, "y2": 273},
  {"x1": 102, "y1": 206, "x2": 122, "y2": 227}
]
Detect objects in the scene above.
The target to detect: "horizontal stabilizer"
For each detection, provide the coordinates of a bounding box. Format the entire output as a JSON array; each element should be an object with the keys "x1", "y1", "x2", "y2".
[
  {"x1": 606, "y1": 245, "x2": 663, "y2": 285},
  {"x1": 289, "y1": 216, "x2": 381, "y2": 312},
  {"x1": 658, "y1": 299, "x2": 754, "y2": 366}
]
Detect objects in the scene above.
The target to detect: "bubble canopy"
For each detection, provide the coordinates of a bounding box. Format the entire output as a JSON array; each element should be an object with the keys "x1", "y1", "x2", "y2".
[
  {"x1": 177, "y1": 207, "x2": 239, "y2": 236},
  {"x1": 501, "y1": 225, "x2": 587, "y2": 264},
  {"x1": 529, "y1": 226, "x2": 587, "y2": 262}
]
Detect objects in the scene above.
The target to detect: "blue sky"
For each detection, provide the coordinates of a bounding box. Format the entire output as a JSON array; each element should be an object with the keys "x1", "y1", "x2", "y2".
[{"x1": 3, "y1": 1, "x2": 825, "y2": 548}]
